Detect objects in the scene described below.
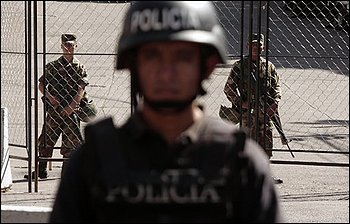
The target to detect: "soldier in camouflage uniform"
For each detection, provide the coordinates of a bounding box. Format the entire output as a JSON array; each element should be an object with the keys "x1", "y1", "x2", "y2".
[
  {"x1": 224, "y1": 33, "x2": 283, "y2": 183},
  {"x1": 27, "y1": 34, "x2": 89, "y2": 179}
]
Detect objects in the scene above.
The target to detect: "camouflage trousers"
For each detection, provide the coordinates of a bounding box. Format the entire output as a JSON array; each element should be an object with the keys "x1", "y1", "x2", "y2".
[
  {"x1": 38, "y1": 108, "x2": 83, "y2": 159},
  {"x1": 241, "y1": 114, "x2": 273, "y2": 159},
  {"x1": 219, "y1": 105, "x2": 274, "y2": 158}
]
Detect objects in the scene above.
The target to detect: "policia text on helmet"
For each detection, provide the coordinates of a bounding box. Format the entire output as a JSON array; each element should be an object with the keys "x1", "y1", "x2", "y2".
[{"x1": 115, "y1": 1, "x2": 227, "y2": 112}]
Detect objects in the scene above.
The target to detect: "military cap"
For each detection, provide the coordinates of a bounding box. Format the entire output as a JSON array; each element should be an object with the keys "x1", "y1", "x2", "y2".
[
  {"x1": 61, "y1": 33, "x2": 77, "y2": 44},
  {"x1": 251, "y1": 33, "x2": 264, "y2": 45}
]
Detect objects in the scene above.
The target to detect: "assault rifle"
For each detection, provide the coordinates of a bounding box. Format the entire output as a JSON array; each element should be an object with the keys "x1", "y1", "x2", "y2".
[
  {"x1": 219, "y1": 99, "x2": 294, "y2": 158},
  {"x1": 257, "y1": 95, "x2": 295, "y2": 158},
  {"x1": 230, "y1": 73, "x2": 294, "y2": 158},
  {"x1": 270, "y1": 110, "x2": 295, "y2": 158}
]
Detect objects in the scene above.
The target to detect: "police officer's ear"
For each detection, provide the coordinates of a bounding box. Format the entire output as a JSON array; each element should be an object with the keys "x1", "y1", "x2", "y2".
[
  {"x1": 203, "y1": 54, "x2": 220, "y2": 80},
  {"x1": 201, "y1": 46, "x2": 221, "y2": 80}
]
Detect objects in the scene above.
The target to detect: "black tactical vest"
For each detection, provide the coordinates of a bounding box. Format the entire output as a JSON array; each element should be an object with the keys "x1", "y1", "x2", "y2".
[{"x1": 82, "y1": 117, "x2": 246, "y2": 223}]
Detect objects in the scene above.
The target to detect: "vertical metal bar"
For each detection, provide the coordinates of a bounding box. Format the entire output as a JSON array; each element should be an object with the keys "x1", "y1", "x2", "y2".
[
  {"x1": 41, "y1": 0, "x2": 48, "y2": 181},
  {"x1": 265, "y1": 1, "x2": 270, "y2": 85},
  {"x1": 247, "y1": 1, "x2": 253, "y2": 138},
  {"x1": 25, "y1": 0, "x2": 32, "y2": 193},
  {"x1": 33, "y1": 0, "x2": 39, "y2": 192},
  {"x1": 255, "y1": 1, "x2": 263, "y2": 148},
  {"x1": 238, "y1": 1, "x2": 244, "y2": 126},
  {"x1": 41, "y1": 0, "x2": 47, "y2": 188},
  {"x1": 265, "y1": 1, "x2": 271, "y2": 155},
  {"x1": 129, "y1": 1, "x2": 137, "y2": 115}
]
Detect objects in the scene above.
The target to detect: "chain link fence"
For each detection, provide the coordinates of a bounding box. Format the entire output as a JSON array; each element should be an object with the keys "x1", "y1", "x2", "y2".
[{"x1": 1, "y1": 1, "x2": 349, "y2": 190}]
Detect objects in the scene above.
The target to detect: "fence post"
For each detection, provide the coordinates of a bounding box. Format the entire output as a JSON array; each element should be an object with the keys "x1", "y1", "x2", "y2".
[{"x1": 1, "y1": 107, "x2": 13, "y2": 191}]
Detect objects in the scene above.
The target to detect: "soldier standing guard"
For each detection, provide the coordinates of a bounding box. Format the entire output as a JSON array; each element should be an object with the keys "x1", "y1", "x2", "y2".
[
  {"x1": 223, "y1": 33, "x2": 284, "y2": 184},
  {"x1": 25, "y1": 33, "x2": 88, "y2": 179}
]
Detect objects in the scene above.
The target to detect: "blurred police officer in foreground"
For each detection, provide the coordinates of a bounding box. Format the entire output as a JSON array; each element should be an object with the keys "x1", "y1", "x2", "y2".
[{"x1": 50, "y1": 2, "x2": 284, "y2": 222}]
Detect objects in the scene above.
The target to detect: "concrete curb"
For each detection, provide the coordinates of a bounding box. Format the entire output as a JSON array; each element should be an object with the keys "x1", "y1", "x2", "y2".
[{"x1": 1, "y1": 205, "x2": 52, "y2": 223}]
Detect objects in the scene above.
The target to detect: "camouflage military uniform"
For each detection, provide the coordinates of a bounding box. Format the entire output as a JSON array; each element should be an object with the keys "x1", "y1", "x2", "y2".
[
  {"x1": 38, "y1": 55, "x2": 88, "y2": 174},
  {"x1": 224, "y1": 56, "x2": 281, "y2": 158}
]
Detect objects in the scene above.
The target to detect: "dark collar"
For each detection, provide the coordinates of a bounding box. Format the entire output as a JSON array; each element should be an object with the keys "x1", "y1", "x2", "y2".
[
  {"x1": 123, "y1": 111, "x2": 208, "y2": 145},
  {"x1": 58, "y1": 56, "x2": 79, "y2": 65}
]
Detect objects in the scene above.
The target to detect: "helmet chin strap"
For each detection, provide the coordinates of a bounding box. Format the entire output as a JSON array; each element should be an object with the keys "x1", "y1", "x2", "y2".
[{"x1": 142, "y1": 77, "x2": 205, "y2": 113}]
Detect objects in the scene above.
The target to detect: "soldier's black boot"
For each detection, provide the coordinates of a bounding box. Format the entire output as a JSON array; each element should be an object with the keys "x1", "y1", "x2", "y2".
[
  {"x1": 24, "y1": 161, "x2": 48, "y2": 179},
  {"x1": 273, "y1": 176, "x2": 283, "y2": 184},
  {"x1": 38, "y1": 161, "x2": 48, "y2": 178}
]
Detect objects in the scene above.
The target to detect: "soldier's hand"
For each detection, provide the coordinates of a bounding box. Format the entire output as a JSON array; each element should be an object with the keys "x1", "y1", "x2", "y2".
[
  {"x1": 48, "y1": 95, "x2": 59, "y2": 108},
  {"x1": 61, "y1": 106, "x2": 74, "y2": 118}
]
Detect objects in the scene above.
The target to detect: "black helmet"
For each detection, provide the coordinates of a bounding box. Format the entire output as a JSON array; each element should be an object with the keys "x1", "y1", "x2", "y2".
[{"x1": 115, "y1": 1, "x2": 227, "y2": 70}]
